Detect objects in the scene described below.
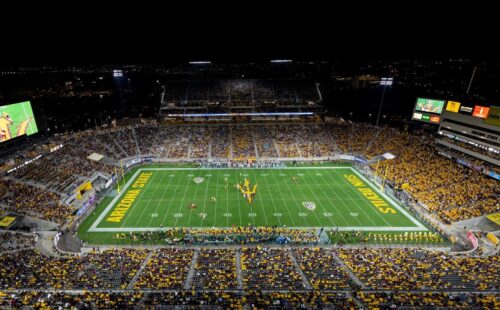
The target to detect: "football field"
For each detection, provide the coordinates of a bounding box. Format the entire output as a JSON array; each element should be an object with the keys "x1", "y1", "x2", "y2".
[{"x1": 83, "y1": 165, "x2": 426, "y2": 234}]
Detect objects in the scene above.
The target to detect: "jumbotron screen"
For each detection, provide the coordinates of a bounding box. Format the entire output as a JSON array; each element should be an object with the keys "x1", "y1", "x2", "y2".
[
  {"x1": 415, "y1": 98, "x2": 445, "y2": 114},
  {"x1": 0, "y1": 101, "x2": 39, "y2": 143},
  {"x1": 412, "y1": 98, "x2": 445, "y2": 124}
]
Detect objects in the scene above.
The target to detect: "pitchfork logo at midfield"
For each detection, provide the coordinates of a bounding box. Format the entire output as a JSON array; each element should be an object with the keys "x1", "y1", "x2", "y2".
[{"x1": 236, "y1": 178, "x2": 258, "y2": 204}]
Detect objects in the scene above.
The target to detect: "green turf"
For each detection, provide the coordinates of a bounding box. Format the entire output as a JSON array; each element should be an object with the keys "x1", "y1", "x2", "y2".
[{"x1": 79, "y1": 165, "x2": 426, "y2": 242}]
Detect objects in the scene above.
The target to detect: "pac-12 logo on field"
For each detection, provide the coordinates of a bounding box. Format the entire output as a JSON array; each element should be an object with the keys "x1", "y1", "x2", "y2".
[
  {"x1": 193, "y1": 177, "x2": 205, "y2": 184},
  {"x1": 302, "y1": 201, "x2": 316, "y2": 211}
]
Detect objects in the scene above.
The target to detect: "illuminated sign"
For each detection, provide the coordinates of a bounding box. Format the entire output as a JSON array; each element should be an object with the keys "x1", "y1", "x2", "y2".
[
  {"x1": 412, "y1": 112, "x2": 422, "y2": 120},
  {"x1": 484, "y1": 106, "x2": 500, "y2": 127},
  {"x1": 472, "y1": 106, "x2": 490, "y2": 119},
  {"x1": 412, "y1": 112, "x2": 441, "y2": 124},
  {"x1": 446, "y1": 101, "x2": 461, "y2": 113},
  {"x1": 460, "y1": 106, "x2": 473, "y2": 113},
  {"x1": 415, "y1": 98, "x2": 445, "y2": 114},
  {"x1": 430, "y1": 115, "x2": 441, "y2": 123}
]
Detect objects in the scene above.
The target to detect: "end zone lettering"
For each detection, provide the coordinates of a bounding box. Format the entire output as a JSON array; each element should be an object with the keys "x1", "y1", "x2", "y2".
[
  {"x1": 344, "y1": 174, "x2": 396, "y2": 214},
  {"x1": 132, "y1": 172, "x2": 153, "y2": 188},
  {"x1": 106, "y1": 189, "x2": 141, "y2": 222}
]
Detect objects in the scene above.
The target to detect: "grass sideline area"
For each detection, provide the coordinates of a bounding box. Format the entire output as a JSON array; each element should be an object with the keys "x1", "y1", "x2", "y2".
[{"x1": 77, "y1": 163, "x2": 428, "y2": 245}]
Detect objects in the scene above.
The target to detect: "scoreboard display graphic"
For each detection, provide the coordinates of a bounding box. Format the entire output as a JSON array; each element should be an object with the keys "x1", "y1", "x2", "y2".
[{"x1": 0, "y1": 101, "x2": 39, "y2": 143}]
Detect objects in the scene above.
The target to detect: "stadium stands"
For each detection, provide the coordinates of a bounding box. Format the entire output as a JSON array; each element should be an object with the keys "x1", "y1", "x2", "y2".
[
  {"x1": 241, "y1": 247, "x2": 308, "y2": 290},
  {"x1": 134, "y1": 248, "x2": 193, "y2": 289},
  {"x1": 0, "y1": 121, "x2": 497, "y2": 229},
  {"x1": 2, "y1": 60, "x2": 500, "y2": 309},
  {"x1": 0, "y1": 179, "x2": 74, "y2": 225},
  {"x1": 0, "y1": 118, "x2": 498, "y2": 308},
  {"x1": 0, "y1": 247, "x2": 497, "y2": 308},
  {"x1": 192, "y1": 248, "x2": 239, "y2": 290}
]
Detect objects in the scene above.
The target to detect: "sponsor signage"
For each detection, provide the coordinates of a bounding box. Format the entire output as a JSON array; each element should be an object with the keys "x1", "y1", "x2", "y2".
[
  {"x1": 472, "y1": 106, "x2": 490, "y2": 119},
  {"x1": 486, "y1": 170, "x2": 500, "y2": 181},
  {"x1": 125, "y1": 158, "x2": 142, "y2": 168},
  {"x1": 459, "y1": 106, "x2": 473, "y2": 113},
  {"x1": 484, "y1": 106, "x2": 500, "y2": 127},
  {"x1": 430, "y1": 115, "x2": 441, "y2": 123},
  {"x1": 446, "y1": 101, "x2": 461, "y2": 113}
]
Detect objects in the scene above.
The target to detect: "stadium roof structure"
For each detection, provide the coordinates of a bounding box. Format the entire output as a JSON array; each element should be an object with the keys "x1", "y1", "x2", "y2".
[
  {"x1": 87, "y1": 153, "x2": 104, "y2": 162},
  {"x1": 382, "y1": 153, "x2": 396, "y2": 160}
]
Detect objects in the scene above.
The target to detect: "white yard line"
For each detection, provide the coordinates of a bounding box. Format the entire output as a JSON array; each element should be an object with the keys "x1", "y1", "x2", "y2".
[
  {"x1": 120, "y1": 172, "x2": 159, "y2": 228},
  {"x1": 312, "y1": 170, "x2": 355, "y2": 227},
  {"x1": 247, "y1": 169, "x2": 264, "y2": 227},
  {"x1": 236, "y1": 172, "x2": 243, "y2": 227},
  {"x1": 132, "y1": 172, "x2": 168, "y2": 228},
  {"x1": 350, "y1": 168, "x2": 425, "y2": 229},
  {"x1": 321, "y1": 168, "x2": 381, "y2": 227},
  {"x1": 172, "y1": 172, "x2": 198, "y2": 227},
  {"x1": 89, "y1": 169, "x2": 141, "y2": 231},
  {"x1": 299, "y1": 169, "x2": 344, "y2": 227},
  {"x1": 212, "y1": 170, "x2": 220, "y2": 227},
  {"x1": 158, "y1": 172, "x2": 184, "y2": 226},
  {"x1": 261, "y1": 170, "x2": 285, "y2": 226},
  {"x1": 225, "y1": 172, "x2": 230, "y2": 227},
  {"x1": 197, "y1": 171, "x2": 212, "y2": 227},
  {"x1": 277, "y1": 170, "x2": 314, "y2": 227},
  {"x1": 145, "y1": 171, "x2": 176, "y2": 228}
]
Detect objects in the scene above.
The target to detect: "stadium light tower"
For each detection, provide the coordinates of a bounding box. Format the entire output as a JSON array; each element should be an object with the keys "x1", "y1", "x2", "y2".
[
  {"x1": 376, "y1": 77, "x2": 393, "y2": 126},
  {"x1": 113, "y1": 69, "x2": 125, "y2": 113}
]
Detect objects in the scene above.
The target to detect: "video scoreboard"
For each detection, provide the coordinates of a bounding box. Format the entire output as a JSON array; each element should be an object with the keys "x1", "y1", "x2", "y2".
[
  {"x1": 411, "y1": 98, "x2": 445, "y2": 124},
  {"x1": 0, "y1": 101, "x2": 39, "y2": 143}
]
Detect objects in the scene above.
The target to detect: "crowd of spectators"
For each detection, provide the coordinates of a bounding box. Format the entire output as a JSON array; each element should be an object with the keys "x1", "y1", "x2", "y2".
[
  {"x1": 253, "y1": 125, "x2": 279, "y2": 158},
  {"x1": 337, "y1": 248, "x2": 499, "y2": 291},
  {"x1": 192, "y1": 248, "x2": 238, "y2": 289},
  {"x1": 0, "y1": 231, "x2": 36, "y2": 252},
  {"x1": 134, "y1": 248, "x2": 193, "y2": 289},
  {"x1": 328, "y1": 230, "x2": 445, "y2": 245},
  {"x1": 1, "y1": 290, "x2": 496, "y2": 309},
  {"x1": 356, "y1": 291, "x2": 499, "y2": 309},
  {"x1": 293, "y1": 247, "x2": 356, "y2": 290},
  {"x1": 0, "y1": 248, "x2": 148, "y2": 289},
  {"x1": 363, "y1": 126, "x2": 499, "y2": 223},
  {"x1": 243, "y1": 291, "x2": 358, "y2": 309},
  {"x1": 1, "y1": 120, "x2": 498, "y2": 228},
  {"x1": 144, "y1": 291, "x2": 358, "y2": 309},
  {"x1": 231, "y1": 126, "x2": 257, "y2": 160},
  {"x1": 0, "y1": 179, "x2": 74, "y2": 225},
  {"x1": 0, "y1": 246, "x2": 497, "y2": 307},
  {"x1": 0, "y1": 291, "x2": 143, "y2": 309},
  {"x1": 241, "y1": 247, "x2": 305, "y2": 290},
  {"x1": 186, "y1": 226, "x2": 319, "y2": 245}
]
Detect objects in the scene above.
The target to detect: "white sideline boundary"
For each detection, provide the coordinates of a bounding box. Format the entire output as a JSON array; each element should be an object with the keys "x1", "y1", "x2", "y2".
[
  {"x1": 88, "y1": 166, "x2": 427, "y2": 232},
  {"x1": 349, "y1": 168, "x2": 425, "y2": 229}
]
